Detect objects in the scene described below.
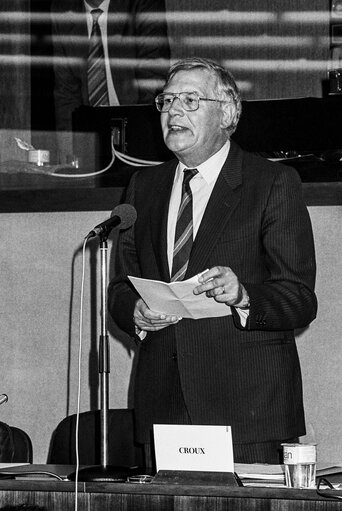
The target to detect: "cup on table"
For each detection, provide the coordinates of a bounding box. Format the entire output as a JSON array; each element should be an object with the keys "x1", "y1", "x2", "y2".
[
  {"x1": 28, "y1": 149, "x2": 50, "y2": 166},
  {"x1": 282, "y1": 443, "x2": 317, "y2": 488}
]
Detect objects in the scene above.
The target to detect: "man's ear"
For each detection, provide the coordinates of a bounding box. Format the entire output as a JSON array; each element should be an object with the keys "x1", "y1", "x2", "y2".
[{"x1": 220, "y1": 102, "x2": 237, "y2": 130}]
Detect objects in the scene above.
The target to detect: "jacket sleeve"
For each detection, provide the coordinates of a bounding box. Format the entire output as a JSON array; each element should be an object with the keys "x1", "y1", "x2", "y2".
[{"x1": 232, "y1": 166, "x2": 317, "y2": 331}]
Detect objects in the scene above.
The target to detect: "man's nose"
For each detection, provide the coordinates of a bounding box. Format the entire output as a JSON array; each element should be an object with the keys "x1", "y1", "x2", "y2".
[{"x1": 168, "y1": 96, "x2": 184, "y2": 114}]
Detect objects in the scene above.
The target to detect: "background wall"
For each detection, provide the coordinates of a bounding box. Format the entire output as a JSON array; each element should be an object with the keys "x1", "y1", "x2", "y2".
[
  {"x1": 0, "y1": 210, "x2": 135, "y2": 463},
  {"x1": 0, "y1": 205, "x2": 341, "y2": 465},
  {"x1": 297, "y1": 206, "x2": 342, "y2": 464},
  {"x1": 165, "y1": 0, "x2": 330, "y2": 99}
]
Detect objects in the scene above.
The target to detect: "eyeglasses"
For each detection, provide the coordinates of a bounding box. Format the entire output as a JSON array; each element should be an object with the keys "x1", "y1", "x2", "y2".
[
  {"x1": 155, "y1": 91, "x2": 228, "y2": 112},
  {"x1": 316, "y1": 477, "x2": 342, "y2": 500}
]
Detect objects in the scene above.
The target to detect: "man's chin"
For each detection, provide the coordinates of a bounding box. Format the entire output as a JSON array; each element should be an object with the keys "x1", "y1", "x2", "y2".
[{"x1": 165, "y1": 136, "x2": 194, "y2": 156}]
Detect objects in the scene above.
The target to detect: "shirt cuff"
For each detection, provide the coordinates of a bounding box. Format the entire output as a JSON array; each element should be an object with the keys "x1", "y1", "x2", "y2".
[
  {"x1": 235, "y1": 307, "x2": 250, "y2": 327},
  {"x1": 135, "y1": 325, "x2": 147, "y2": 341}
]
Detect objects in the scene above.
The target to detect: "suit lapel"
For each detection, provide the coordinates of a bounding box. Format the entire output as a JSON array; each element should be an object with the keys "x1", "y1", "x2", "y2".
[
  {"x1": 60, "y1": 1, "x2": 87, "y2": 57},
  {"x1": 149, "y1": 160, "x2": 178, "y2": 281},
  {"x1": 186, "y1": 141, "x2": 244, "y2": 278}
]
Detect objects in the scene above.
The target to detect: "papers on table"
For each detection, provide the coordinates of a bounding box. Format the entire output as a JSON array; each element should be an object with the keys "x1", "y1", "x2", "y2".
[
  {"x1": 235, "y1": 463, "x2": 286, "y2": 487},
  {"x1": 0, "y1": 463, "x2": 70, "y2": 480},
  {"x1": 0, "y1": 463, "x2": 29, "y2": 469},
  {"x1": 128, "y1": 273, "x2": 231, "y2": 319},
  {"x1": 316, "y1": 463, "x2": 342, "y2": 477},
  {"x1": 235, "y1": 463, "x2": 342, "y2": 488}
]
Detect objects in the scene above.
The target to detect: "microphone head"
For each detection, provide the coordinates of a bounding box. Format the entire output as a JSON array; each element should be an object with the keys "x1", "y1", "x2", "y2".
[
  {"x1": 111, "y1": 203, "x2": 137, "y2": 230},
  {"x1": 0, "y1": 394, "x2": 8, "y2": 406}
]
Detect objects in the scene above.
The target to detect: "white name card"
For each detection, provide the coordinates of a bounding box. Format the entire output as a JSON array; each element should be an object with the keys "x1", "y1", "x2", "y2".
[{"x1": 153, "y1": 424, "x2": 234, "y2": 472}]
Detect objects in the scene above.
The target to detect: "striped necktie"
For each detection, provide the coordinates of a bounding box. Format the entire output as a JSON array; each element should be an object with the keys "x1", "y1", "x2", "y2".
[
  {"x1": 87, "y1": 9, "x2": 109, "y2": 106},
  {"x1": 171, "y1": 168, "x2": 198, "y2": 282}
]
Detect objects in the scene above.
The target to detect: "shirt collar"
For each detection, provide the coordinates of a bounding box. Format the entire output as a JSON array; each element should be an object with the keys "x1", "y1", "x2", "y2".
[
  {"x1": 178, "y1": 139, "x2": 230, "y2": 185},
  {"x1": 84, "y1": 0, "x2": 109, "y2": 15}
]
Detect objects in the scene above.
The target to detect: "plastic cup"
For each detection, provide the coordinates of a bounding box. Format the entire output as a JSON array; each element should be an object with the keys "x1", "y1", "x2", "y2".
[{"x1": 282, "y1": 443, "x2": 317, "y2": 488}]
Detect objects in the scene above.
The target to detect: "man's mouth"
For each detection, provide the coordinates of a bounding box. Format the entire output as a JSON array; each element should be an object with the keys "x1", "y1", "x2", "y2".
[{"x1": 168, "y1": 125, "x2": 188, "y2": 132}]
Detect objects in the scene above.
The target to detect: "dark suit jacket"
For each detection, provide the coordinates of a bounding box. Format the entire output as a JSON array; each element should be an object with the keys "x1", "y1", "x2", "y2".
[
  {"x1": 108, "y1": 141, "x2": 317, "y2": 445},
  {"x1": 51, "y1": 0, "x2": 170, "y2": 131}
]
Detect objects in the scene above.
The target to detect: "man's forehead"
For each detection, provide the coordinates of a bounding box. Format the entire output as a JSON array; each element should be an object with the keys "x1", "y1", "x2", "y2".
[{"x1": 164, "y1": 68, "x2": 215, "y2": 93}]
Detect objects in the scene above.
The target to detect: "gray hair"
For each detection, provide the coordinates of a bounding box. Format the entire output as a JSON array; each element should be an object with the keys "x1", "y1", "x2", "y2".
[{"x1": 165, "y1": 57, "x2": 242, "y2": 136}]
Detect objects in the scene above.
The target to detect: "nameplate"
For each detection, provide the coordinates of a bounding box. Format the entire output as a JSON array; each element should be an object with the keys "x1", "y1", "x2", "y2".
[{"x1": 153, "y1": 424, "x2": 234, "y2": 472}]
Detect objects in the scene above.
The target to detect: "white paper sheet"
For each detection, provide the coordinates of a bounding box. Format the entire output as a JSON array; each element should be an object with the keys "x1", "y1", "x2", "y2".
[
  {"x1": 128, "y1": 274, "x2": 231, "y2": 319},
  {"x1": 0, "y1": 463, "x2": 30, "y2": 468}
]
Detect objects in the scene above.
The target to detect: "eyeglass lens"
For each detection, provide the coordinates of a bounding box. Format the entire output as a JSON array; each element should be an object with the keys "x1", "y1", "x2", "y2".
[{"x1": 156, "y1": 92, "x2": 199, "y2": 112}]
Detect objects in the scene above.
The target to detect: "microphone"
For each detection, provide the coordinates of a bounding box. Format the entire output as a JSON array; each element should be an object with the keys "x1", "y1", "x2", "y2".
[
  {"x1": 0, "y1": 394, "x2": 8, "y2": 406},
  {"x1": 88, "y1": 204, "x2": 137, "y2": 238}
]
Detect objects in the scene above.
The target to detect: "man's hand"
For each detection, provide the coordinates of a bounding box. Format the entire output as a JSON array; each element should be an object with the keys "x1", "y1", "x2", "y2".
[
  {"x1": 133, "y1": 298, "x2": 181, "y2": 332},
  {"x1": 193, "y1": 266, "x2": 249, "y2": 308}
]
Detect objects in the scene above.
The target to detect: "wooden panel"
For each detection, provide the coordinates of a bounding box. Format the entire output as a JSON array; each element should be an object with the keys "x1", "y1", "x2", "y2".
[
  {"x1": 0, "y1": 490, "x2": 83, "y2": 511},
  {"x1": 87, "y1": 488, "x2": 342, "y2": 511},
  {"x1": 0, "y1": 476, "x2": 341, "y2": 510},
  {"x1": 0, "y1": 181, "x2": 341, "y2": 213}
]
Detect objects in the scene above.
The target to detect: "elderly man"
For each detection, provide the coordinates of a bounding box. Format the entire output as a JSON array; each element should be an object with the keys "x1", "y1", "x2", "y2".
[{"x1": 108, "y1": 57, "x2": 317, "y2": 467}]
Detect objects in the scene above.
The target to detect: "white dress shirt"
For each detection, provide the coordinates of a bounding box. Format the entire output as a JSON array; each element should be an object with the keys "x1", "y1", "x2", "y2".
[
  {"x1": 84, "y1": 0, "x2": 120, "y2": 105},
  {"x1": 167, "y1": 140, "x2": 249, "y2": 324},
  {"x1": 167, "y1": 140, "x2": 230, "y2": 271}
]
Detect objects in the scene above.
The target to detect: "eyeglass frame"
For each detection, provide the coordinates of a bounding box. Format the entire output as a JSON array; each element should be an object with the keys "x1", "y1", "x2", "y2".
[
  {"x1": 154, "y1": 91, "x2": 230, "y2": 112},
  {"x1": 316, "y1": 477, "x2": 342, "y2": 500}
]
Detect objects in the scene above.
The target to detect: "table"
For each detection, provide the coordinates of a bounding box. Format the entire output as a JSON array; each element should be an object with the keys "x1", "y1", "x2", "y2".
[{"x1": 0, "y1": 465, "x2": 341, "y2": 510}]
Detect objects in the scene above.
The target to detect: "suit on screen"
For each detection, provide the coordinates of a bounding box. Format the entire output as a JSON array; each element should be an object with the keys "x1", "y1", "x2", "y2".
[{"x1": 51, "y1": 0, "x2": 170, "y2": 132}]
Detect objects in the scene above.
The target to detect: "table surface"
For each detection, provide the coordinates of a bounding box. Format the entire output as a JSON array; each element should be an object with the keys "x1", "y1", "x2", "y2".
[
  {"x1": 0, "y1": 465, "x2": 341, "y2": 511},
  {"x1": 0, "y1": 464, "x2": 341, "y2": 499}
]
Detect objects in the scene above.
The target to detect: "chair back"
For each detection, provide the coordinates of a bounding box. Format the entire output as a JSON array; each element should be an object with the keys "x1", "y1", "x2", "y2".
[
  {"x1": 11, "y1": 426, "x2": 33, "y2": 463},
  {"x1": 47, "y1": 408, "x2": 143, "y2": 468},
  {"x1": 0, "y1": 421, "x2": 33, "y2": 463}
]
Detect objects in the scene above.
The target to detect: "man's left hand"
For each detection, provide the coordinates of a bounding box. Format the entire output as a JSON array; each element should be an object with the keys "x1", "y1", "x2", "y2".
[{"x1": 193, "y1": 266, "x2": 249, "y2": 308}]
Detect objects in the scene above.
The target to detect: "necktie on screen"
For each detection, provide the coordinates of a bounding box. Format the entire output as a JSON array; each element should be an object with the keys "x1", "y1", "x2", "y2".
[
  {"x1": 87, "y1": 9, "x2": 109, "y2": 106},
  {"x1": 171, "y1": 168, "x2": 198, "y2": 282}
]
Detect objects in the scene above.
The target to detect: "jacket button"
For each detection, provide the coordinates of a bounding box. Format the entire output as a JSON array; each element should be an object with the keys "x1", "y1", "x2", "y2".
[{"x1": 172, "y1": 352, "x2": 177, "y2": 361}]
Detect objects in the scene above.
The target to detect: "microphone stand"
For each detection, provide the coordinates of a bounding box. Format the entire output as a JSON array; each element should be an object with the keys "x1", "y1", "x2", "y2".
[{"x1": 70, "y1": 231, "x2": 133, "y2": 482}]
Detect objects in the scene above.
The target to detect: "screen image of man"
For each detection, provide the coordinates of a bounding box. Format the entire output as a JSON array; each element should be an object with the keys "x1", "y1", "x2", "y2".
[
  {"x1": 51, "y1": 0, "x2": 170, "y2": 162},
  {"x1": 108, "y1": 57, "x2": 318, "y2": 467}
]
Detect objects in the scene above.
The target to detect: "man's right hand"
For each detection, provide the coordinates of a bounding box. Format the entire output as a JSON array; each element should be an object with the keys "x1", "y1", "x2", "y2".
[{"x1": 133, "y1": 298, "x2": 181, "y2": 332}]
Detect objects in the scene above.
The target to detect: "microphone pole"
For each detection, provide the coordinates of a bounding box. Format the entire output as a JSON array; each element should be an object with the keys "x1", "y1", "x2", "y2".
[
  {"x1": 99, "y1": 232, "x2": 111, "y2": 470},
  {"x1": 71, "y1": 205, "x2": 137, "y2": 482}
]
